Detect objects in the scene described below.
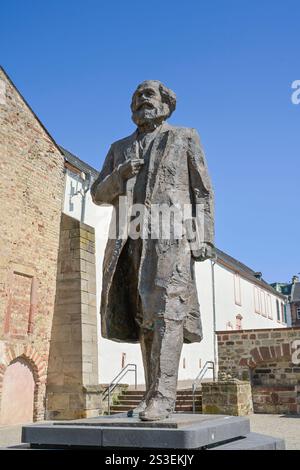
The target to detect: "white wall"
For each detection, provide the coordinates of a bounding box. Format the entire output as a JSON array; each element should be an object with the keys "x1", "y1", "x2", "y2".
[
  {"x1": 63, "y1": 170, "x2": 287, "y2": 386},
  {"x1": 213, "y1": 263, "x2": 287, "y2": 331}
]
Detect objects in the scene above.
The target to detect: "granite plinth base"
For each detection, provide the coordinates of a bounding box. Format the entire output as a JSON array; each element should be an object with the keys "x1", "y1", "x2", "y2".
[
  {"x1": 22, "y1": 413, "x2": 253, "y2": 449},
  {"x1": 209, "y1": 432, "x2": 285, "y2": 450}
]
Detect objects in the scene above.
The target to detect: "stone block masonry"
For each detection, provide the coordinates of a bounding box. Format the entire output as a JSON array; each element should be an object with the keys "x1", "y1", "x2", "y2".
[
  {"x1": 46, "y1": 214, "x2": 102, "y2": 419},
  {"x1": 217, "y1": 327, "x2": 300, "y2": 414},
  {"x1": 202, "y1": 380, "x2": 253, "y2": 416},
  {"x1": 0, "y1": 67, "x2": 65, "y2": 423}
]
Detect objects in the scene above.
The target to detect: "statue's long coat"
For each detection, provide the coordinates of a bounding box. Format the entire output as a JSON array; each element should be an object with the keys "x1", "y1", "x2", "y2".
[{"x1": 91, "y1": 123, "x2": 214, "y2": 344}]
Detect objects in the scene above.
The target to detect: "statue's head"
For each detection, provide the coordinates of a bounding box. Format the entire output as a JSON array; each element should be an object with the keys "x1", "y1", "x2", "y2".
[{"x1": 131, "y1": 80, "x2": 176, "y2": 129}]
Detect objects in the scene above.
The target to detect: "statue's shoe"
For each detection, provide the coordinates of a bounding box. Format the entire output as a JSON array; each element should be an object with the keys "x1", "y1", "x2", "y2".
[
  {"x1": 139, "y1": 398, "x2": 173, "y2": 421},
  {"x1": 127, "y1": 400, "x2": 147, "y2": 417}
]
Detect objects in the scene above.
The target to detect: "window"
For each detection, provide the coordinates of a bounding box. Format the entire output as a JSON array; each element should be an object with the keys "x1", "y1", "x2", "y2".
[
  {"x1": 234, "y1": 273, "x2": 242, "y2": 305},
  {"x1": 297, "y1": 307, "x2": 300, "y2": 320},
  {"x1": 276, "y1": 300, "x2": 281, "y2": 322},
  {"x1": 281, "y1": 303, "x2": 285, "y2": 323},
  {"x1": 254, "y1": 288, "x2": 274, "y2": 319},
  {"x1": 261, "y1": 291, "x2": 266, "y2": 316},
  {"x1": 283, "y1": 304, "x2": 287, "y2": 323},
  {"x1": 121, "y1": 353, "x2": 126, "y2": 368},
  {"x1": 69, "y1": 181, "x2": 76, "y2": 211},
  {"x1": 236, "y1": 314, "x2": 243, "y2": 330},
  {"x1": 266, "y1": 294, "x2": 273, "y2": 319},
  {"x1": 254, "y1": 287, "x2": 261, "y2": 313}
]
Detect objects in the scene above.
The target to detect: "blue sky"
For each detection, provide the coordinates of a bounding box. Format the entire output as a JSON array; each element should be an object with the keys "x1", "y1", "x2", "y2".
[{"x1": 1, "y1": 0, "x2": 299, "y2": 283}]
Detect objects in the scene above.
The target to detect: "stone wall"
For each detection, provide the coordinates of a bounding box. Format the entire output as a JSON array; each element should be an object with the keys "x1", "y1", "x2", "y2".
[
  {"x1": 0, "y1": 67, "x2": 65, "y2": 422},
  {"x1": 46, "y1": 214, "x2": 101, "y2": 419},
  {"x1": 202, "y1": 380, "x2": 253, "y2": 416},
  {"x1": 217, "y1": 327, "x2": 300, "y2": 414}
]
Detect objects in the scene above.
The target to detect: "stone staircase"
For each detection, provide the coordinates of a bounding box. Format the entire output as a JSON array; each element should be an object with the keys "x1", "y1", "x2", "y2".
[{"x1": 109, "y1": 389, "x2": 202, "y2": 414}]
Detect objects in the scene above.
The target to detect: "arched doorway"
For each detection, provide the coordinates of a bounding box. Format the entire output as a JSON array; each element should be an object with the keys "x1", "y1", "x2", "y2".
[{"x1": 0, "y1": 357, "x2": 35, "y2": 425}]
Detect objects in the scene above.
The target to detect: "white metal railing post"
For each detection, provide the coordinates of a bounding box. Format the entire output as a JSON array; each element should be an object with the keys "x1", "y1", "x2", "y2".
[
  {"x1": 192, "y1": 360, "x2": 215, "y2": 413},
  {"x1": 103, "y1": 363, "x2": 138, "y2": 415}
]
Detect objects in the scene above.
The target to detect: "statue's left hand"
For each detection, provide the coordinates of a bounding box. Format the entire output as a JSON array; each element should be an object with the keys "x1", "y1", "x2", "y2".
[{"x1": 191, "y1": 243, "x2": 216, "y2": 262}]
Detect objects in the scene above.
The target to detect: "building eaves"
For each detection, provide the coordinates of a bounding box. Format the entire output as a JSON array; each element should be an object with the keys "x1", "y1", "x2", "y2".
[
  {"x1": 60, "y1": 146, "x2": 99, "y2": 180},
  {"x1": 216, "y1": 248, "x2": 286, "y2": 299}
]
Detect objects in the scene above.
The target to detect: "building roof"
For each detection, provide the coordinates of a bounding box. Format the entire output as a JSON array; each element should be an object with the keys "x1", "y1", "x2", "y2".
[
  {"x1": 216, "y1": 248, "x2": 285, "y2": 299},
  {"x1": 292, "y1": 282, "x2": 300, "y2": 302},
  {"x1": 60, "y1": 146, "x2": 99, "y2": 180},
  {"x1": 270, "y1": 282, "x2": 292, "y2": 296},
  {"x1": 216, "y1": 248, "x2": 258, "y2": 278}
]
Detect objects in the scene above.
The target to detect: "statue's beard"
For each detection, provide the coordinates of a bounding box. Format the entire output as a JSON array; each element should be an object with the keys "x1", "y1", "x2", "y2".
[{"x1": 131, "y1": 102, "x2": 169, "y2": 130}]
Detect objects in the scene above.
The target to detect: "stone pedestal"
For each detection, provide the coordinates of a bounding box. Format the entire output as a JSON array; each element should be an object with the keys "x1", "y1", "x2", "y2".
[
  {"x1": 46, "y1": 384, "x2": 104, "y2": 420},
  {"x1": 46, "y1": 215, "x2": 101, "y2": 419},
  {"x1": 202, "y1": 380, "x2": 253, "y2": 416}
]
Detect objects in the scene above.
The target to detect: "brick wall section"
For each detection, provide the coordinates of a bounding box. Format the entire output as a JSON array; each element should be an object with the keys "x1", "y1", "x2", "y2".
[
  {"x1": 217, "y1": 327, "x2": 300, "y2": 414},
  {"x1": 0, "y1": 68, "x2": 65, "y2": 420},
  {"x1": 46, "y1": 214, "x2": 102, "y2": 420}
]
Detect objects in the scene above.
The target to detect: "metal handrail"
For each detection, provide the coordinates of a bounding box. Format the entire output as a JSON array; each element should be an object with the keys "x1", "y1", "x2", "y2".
[
  {"x1": 192, "y1": 360, "x2": 215, "y2": 413},
  {"x1": 102, "y1": 363, "x2": 137, "y2": 415}
]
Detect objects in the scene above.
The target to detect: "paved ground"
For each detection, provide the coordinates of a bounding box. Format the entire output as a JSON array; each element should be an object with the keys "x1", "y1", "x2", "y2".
[
  {"x1": 249, "y1": 414, "x2": 300, "y2": 450},
  {"x1": 0, "y1": 423, "x2": 23, "y2": 449},
  {"x1": 0, "y1": 414, "x2": 299, "y2": 450}
]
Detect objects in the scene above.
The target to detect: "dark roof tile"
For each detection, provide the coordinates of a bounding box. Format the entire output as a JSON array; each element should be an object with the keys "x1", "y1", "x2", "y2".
[{"x1": 60, "y1": 146, "x2": 99, "y2": 180}]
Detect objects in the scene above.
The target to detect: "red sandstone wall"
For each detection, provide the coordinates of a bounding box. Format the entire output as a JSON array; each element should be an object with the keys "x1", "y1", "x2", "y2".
[
  {"x1": 217, "y1": 327, "x2": 300, "y2": 414},
  {"x1": 0, "y1": 68, "x2": 65, "y2": 422}
]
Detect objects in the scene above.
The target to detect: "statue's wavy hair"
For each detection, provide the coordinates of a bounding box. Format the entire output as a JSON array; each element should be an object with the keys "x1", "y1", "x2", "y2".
[{"x1": 131, "y1": 80, "x2": 176, "y2": 118}]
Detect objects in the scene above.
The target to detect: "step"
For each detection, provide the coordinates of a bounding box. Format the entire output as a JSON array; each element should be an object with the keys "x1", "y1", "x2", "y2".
[
  {"x1": 110, "y1": 412, "x2": 200, "y2": 415},
  {"x1": 176, "y1": 395, "x2": 202, "y2": 401},
  {"x1": 175, "y1": 405, "x2": 198, "y2": 411},
  {"x1": 119, "y1": 394, "x2": 145, "y2": 401},
  {"x1": 120, "y1": 391, "x2": 202, "y2": 398},
  {"x1": 122, "y1": 389, "x2": 202, "y2": 395},
  {"x1": 118, "y1": 395, "x2": 202, "y2": 402},
  {"x1": 110, "y1": 405, "x2": 138, "y2": 412},
  {"x1": 117, "y1": 400, "x2": 141, "y2": 406},
  {"x1": 115, "y1": 397, "x2": 202, "y2": 406},
  {"x1": 109, "y1": 406, "x2": 202, "y2": 414},
  {"x1": 116, "y1": 399, "x2": 202, "y2": 406}
]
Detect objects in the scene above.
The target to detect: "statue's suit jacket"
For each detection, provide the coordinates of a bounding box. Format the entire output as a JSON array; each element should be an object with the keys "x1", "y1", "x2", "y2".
[{"x1": 91, "y1": 122, "x2": 214, "y2": 344}]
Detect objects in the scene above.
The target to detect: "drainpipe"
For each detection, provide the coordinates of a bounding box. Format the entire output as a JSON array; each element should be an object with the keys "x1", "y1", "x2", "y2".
[
  {"x1": 211, "y1": 255, "x2": 218, "y2": 379},
  {"x1": 78, "y1": 172, "x2": 91, "y2": 224}
]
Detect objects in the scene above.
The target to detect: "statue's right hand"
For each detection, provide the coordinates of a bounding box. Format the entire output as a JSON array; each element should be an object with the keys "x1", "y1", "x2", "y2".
[{"x1": 118, "y1": 159, "x2": 144, "y2": 180}]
